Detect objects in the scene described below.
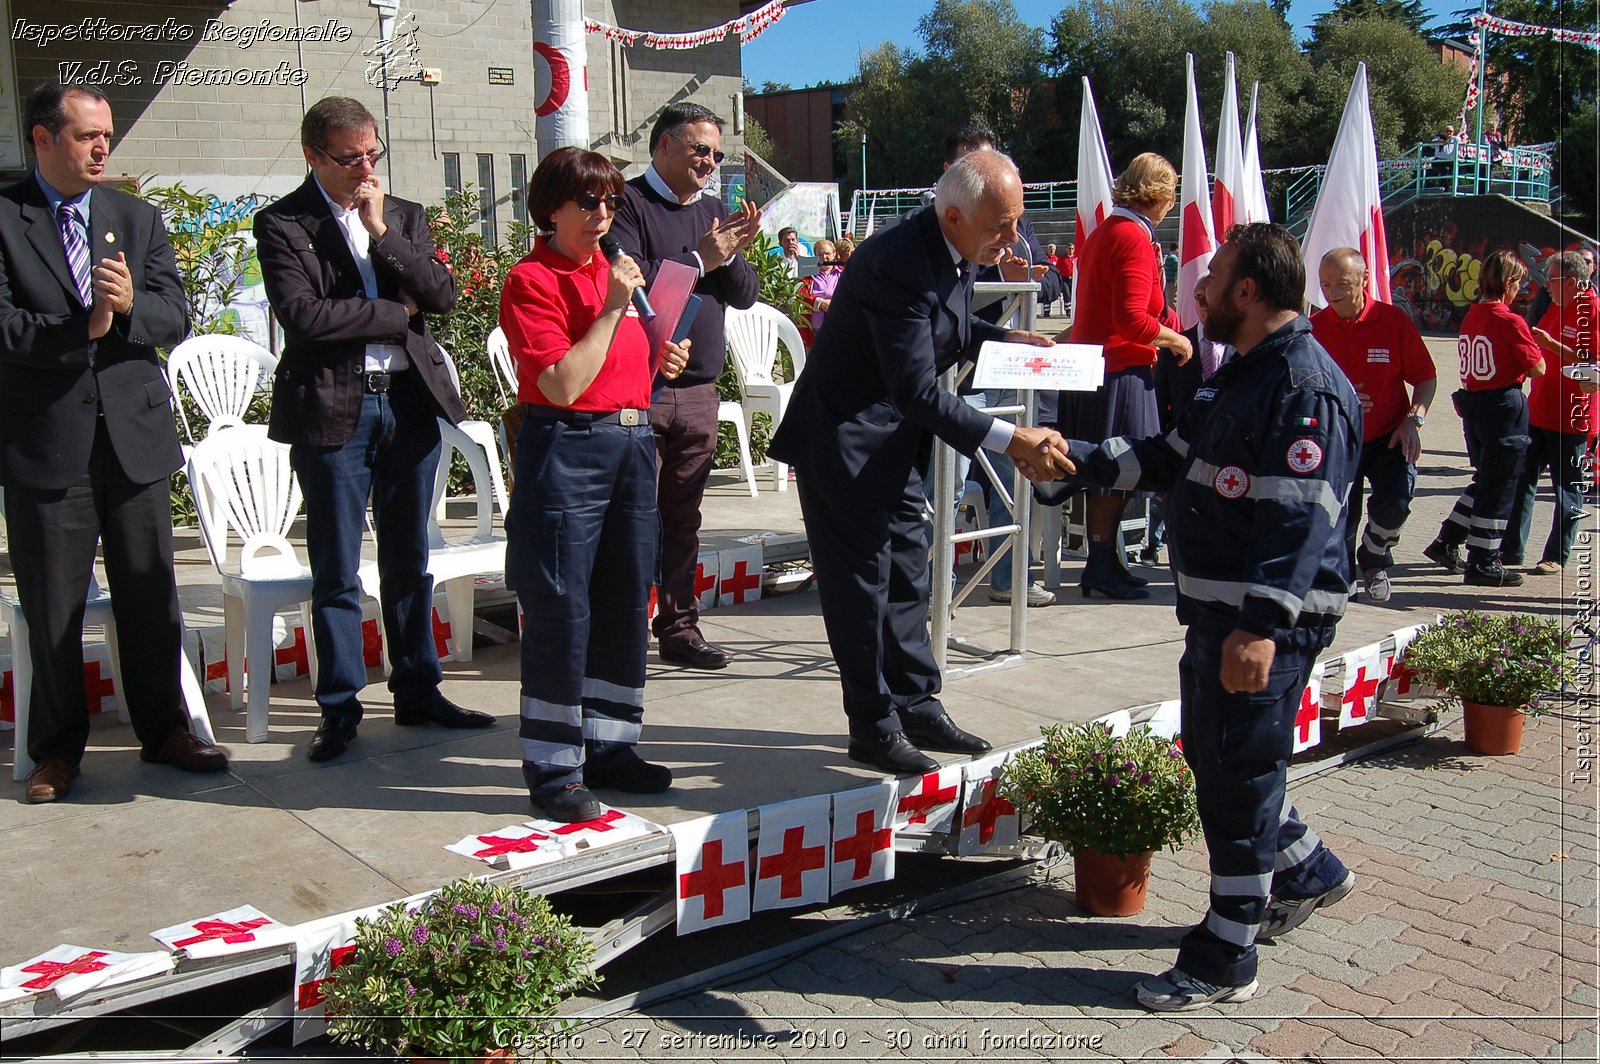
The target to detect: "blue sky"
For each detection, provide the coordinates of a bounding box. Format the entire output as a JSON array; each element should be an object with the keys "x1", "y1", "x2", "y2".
[{"x1": 741, "y1": 0, "x2": 1465, "y2": 88}]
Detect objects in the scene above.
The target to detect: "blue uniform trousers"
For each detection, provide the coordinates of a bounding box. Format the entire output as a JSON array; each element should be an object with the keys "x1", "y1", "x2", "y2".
[
  {"x1": 1504, "y1": 426, "x2": 1588, "y2": 566},
  {"x1": 507, "y1": 414, "x2": 657, "y2": 797},
  {"x1": 1438, "y1": 386, "x2": 1531, "y2": 564},
  {"x1": 1347, "y1": 439, "x2": 1416, "y2": 575},
  {"x1": 1176, "y1": 618, "x2": 1349, "y2": 986}
]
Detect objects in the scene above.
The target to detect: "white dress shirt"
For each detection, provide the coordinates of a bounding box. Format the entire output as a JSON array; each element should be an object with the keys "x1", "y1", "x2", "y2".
[{"x1": 315, "y1": 178, "x2": 409, "y2": 373}]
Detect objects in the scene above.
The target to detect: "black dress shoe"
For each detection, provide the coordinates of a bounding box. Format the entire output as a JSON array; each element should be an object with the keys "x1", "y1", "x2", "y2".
[
  {"x1": 394, "y1": 692, "x2": 495, "y2": 729},
  {"x1": 902, "y1": 712, "x2": 993, "y2": 754},
  {"x1": 847, "y1": 732, "x2": 939, "y2": 775},
  {"x1": 307, "y1": 717, "x2": 358, "y2": 762},
  {"x1": 1080, "y1": 574, "x2": 1152, "y2": 599},
  {"x1": 531, "y1": 783, "x2": 602, "y2": 823},
  {"x1": 586, "y1": 747, "x2": 673, "y2": 793},
  {"x1": 659, "y1": 635, "x2": 731, "y2": 669}
]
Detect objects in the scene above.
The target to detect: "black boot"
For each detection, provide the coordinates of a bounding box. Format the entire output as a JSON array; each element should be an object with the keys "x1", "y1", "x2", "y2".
[{"x1": 1081, "y1": 541, "x2": 1151, "y2": 600}]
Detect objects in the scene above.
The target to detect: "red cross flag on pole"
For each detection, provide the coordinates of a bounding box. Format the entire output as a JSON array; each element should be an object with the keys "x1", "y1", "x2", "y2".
[
  {"x1": 958, "y1": 752, "x2": 1021, "y2": 855},
  {"x1": 1301, "y1": 62, "x2": 1390, "y2": 310},
  {"x1": 893, "y1": 765, "x2": 963, "y2": 835},
  {"x1": 1212, "y1": 51, "x2": 1245, "y2": 240},
  {"x1": 1338, "y1": 642, "x2": 1388, "y2": 730},
  {"x1": 831, "y1": 782, "x2": 896, "y2": 895},
  {"x1": 1177, "y1": 52, "x2": 1217, "y2": 333},
  {"x1": 671, "y1": 811, "x2": 751, "y2": 935},
  {"x1": 443, "y1": 825, "x2": 562, "y2": 870},
  {"x1": 1292, "y1": 662, "x2": 1327, "y2": 754},
  {"x1": 1, "y1": 944, "x2": 173, "y2": 1002},
  {"x1": 753, "y1": 795, "x2": 831, "y2": 912},
  {"x1": 1073, "y1": 76, "x2": 1116, "y2": 322},
  {"x1": 150, "y1": 905, "x2": 294, "y2": 960}
]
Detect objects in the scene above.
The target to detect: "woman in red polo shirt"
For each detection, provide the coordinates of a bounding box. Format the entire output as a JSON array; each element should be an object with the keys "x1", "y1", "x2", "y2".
[
  {"x1": 1059, "y1": 153, "x2": 1193, "y2": 597},
  {"x1": 499, "y1": 147, "x2": 690, "y2": 823},
  {"x1": 1423, "y1": 250, "x2": 1545, "y2": 587}
]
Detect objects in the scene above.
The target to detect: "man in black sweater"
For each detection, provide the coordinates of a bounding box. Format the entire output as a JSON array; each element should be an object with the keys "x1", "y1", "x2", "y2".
[{"x1": 611, "y1": 103, "x2": 761, "y2": 669}]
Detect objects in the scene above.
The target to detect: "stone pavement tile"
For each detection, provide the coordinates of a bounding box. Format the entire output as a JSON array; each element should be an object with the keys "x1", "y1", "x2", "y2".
[
  {"x1": 1093, "y1": 1016, "x2": 1197, "y2": 1060},
  {"x1": 1441, "y1": 1016, "x2": 1565, "y2": 1058},
  {"x1": 1247, "y1": 1018, "x2": 1336, "y2": 1060},
  {"x1": 1163, "y1": 1031, "x2": 1222, "y2": 1058},
  {"x1": 1494, "y1": 963, "x2": 1587, "y2": 1012},
  {"x1": 1524, "y1": 925, "x2": 1600, "y2": 966},
  {"x1": 1170, "y1": 1015, "x2": 1279, "y2": 1052},
  {"x1": 1399, "y1": 927, "x2": 1513, "y2": 977},
  {"x1": 1545, "y1": 1023, "x2": 1598, "y2": 1061},
  {"x1": 1287, "y1": 971, "x2": 1404, "y2": 1017},
  {"x1": 1305, "y1": 1013, "x2": 1415, "y2": 1055}
]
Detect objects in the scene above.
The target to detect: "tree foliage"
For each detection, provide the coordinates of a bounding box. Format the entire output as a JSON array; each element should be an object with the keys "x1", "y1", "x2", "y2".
[{"x1": 1308, "y1": 0, "x2": 1433, "y2": 58}]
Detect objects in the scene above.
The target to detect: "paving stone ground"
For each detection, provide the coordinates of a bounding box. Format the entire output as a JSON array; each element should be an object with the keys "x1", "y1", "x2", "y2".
[{"x1": 559, "y1": 710, "x2": 1598, "y2": 1062}]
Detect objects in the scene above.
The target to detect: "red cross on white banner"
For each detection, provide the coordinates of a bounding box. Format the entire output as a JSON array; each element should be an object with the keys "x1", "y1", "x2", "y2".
[
  {"x1": 83, "y1": 659, "x2": 117, "y2": 714},
  {"x1": 959, "y1": 752, "x2": 1021, "y2": 854},
  {"x1": 893, "y1": 767, "x2": 962, "y2": 834},
  {"x1": 1381, "y1": 624, "x2": 1433, "y2": 702},
  {"x1": 1, "y1": 945, "x2": 173, "y2": 1001},
  {"x1": 753, "y1": 795, "x2": 831, "y2": 912},
  {"x1": 273, "y1": 623, "x2": 310, "y2": 681},
  {"x1": 430, "y1": 608, "x2": 452, "y2": 661},
  {"x1": 694, "y1": 552, "x2": 719, "y2": 609},
  {"x1": 717, "y1": 545, "x2": 763, "y2": 607},
  {"x1": 1292, "y1": 663, "x2": 1326, "y2": 754},
  {"x1": 671, "y1": 812, "x2": 750, "y2": 934},
  {"x1": 444, "y1": 825, "x2": 562, "y2": 870},
  {"x1": 172, "y1": 917, "x2": 272, "y2": 950},
  {"x1": 1338, "y1": 643, "x2": 1386, "y2": 729},
  {"x1": 19, "y1": 951, "x2": 109, "y2": 991},
  {"x1": 292, "y1": 896, "x2": 417, "y2": 1044},
  {"x1": 831, "y1": 782, "x2": 896, "y2": 894},
  {"x1": 150, "y1": 905, "x2": 294, "y2": 959}
]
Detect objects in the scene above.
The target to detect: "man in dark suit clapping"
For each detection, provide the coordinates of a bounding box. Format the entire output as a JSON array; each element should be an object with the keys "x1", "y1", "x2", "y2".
[
  {"x1": 769, "y1": 150, "x2": 1071, "y2": 775},
  {"x1": 0, "y1": 82, "x2": 227, "y2": 802},
  {"x1": 255, "y1": 97, "x2": 492, "y2": 763}
]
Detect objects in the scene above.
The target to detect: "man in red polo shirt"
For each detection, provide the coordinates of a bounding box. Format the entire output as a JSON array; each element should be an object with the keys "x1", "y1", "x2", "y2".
[
  {"x1": 1310, "y1": 248, "x2": 1437, "y2": 602},
  {"x1": 1505, "y1": 249, "x2": 1597, "y2": 573}
]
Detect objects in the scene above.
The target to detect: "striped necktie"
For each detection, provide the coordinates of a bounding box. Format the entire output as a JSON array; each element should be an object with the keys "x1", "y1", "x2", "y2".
[{"x1": 57, "y1": 202, "x2": 94, "y2": 307}]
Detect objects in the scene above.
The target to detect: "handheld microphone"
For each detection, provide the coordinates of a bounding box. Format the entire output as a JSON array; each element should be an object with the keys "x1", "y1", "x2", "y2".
[{"x1": 598, "y1": 234, "x2": 656, "y2": 321}]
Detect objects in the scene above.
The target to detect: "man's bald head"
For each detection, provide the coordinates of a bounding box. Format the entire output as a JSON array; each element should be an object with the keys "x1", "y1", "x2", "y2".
[
  {"x1": 1321, "y1": 247, "x2": 1366, "y2": 273},
  {"x1": 1318, "y1": 247, "x2": 1369, "y2": 320},
  {"x1": 934, "y1": 149, "x2": 1024, "y2": 267}
]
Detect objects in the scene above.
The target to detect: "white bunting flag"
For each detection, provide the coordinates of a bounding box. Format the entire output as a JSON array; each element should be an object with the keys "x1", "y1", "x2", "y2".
[
  {"x1": 528, "y1": 806, "x2": 664, "y2": 853},
  {"x1": 893, "y1": 766, "x2": 963, "y2": 835},
  {"x1": 717, "y1": 543, "x2": 763, "y2": 606},
  {"x1": 959, "y1": 752, "x2": 1021, "y2": 855},
  {"x1": 1293, "y1": 662, "x2": 1327, "y2": 753},
  {"x1": 1383, "y1": 623, "x2": 1437, "y2": 701},
  {"x1": 672, "y1": 812, "x2": 750, "y2": 935},
  {"x1": 753, "y1": 795, "x2": 832, "y2": 912},
  {"x1": 150, "y1": 905, "x2": 295, "y2": 959},
  {"x1": 444, "y1": 825, "x2": 563, "y2": 870},
  {"x1": 1338, "y1": 642, "x2": 1388, "y2": 729},
  {"x1": 1144, "y1": 699, "x2": 1183, "y2": 743},
  {"x1": 694, "y1": 551, "x2": 719, "y2": 610},
  {"x1": 1, "y1": 945, "x2": 172, "y2": 1001},
  {"x1": 1301, "y1": 63, "x2": 1391, "y2": 309},
  {"x1": 292, "y1": 898, "x2": 416, "y2": 1044},
  {"x1": 831, "y1": 782, "x2": 896, "y2": 895}
]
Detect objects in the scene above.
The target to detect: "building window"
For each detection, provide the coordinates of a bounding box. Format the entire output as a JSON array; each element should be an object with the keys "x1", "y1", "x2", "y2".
[
  {"x1": 476, "y1": 154, "x2": 497, "y2": 243},
  {"x1": 510, "y1": 154, "x2": 529, "y2": 249},
  {"x1": 443, "y1": 153, "x2": 461, "y2": 200}
]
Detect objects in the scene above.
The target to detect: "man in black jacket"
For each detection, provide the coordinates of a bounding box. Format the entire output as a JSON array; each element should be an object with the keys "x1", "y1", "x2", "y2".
[{"x1": 255, "y1": 96, "x2": 491, "y2": 763}]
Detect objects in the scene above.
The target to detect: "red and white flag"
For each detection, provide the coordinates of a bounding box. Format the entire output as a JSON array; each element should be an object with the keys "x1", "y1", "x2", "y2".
[
  {"x1": 672, "y1": 812, "x2": 750, "y2": 934},
  {"x1": 1177, "y1": 53, "x2": 1217, "y2": 332},
  {"x1": 958, "y1": 752, "x2": 1021, "y2": 855},
  {"x1": 694, "y1": 551, "x2": 720, "y2": 611},
  {"x1": 529, "y1": 806, "x2": 664, "y2": 853},
  {"x1": 1383, "y1": 622, "x2": 1437, "y2": 701},
  {"x1": 753, "y1": 796, "x2": 831, "y2": 912},
  {"x1": 292, "y1": 899, "x2": 401, "y2": 1043},
  {"x1": 150, "y1": 904, "x2": 295, "y2": 959},
  {"x1": 1, "y1": 945, "x2": 172, "y2": 1002},
  {"x1": 1293, "y1": 662, "x2": 1327, "y2": 754},
  {"x1": 444, "y1": 825, "x2": 562, "y2": 870},
  {"x1": 1241, "y1": 80, "x2": 1271, "y2": 224},
  {"x1": 1073, "y1": 76, "x2": 1116, "y2": 320},
  {"x1": 1338, "y1": 642, "x2": 1388, "y2": 729},
  {"x1": 717, "y1": 544, "x2": 763, "y2": 606},
  {"x1": 1212, "y1": 52, "x2": 1245, "y2": 239},
  {"x1": 831, "y1": 782, "x2": 896, "y2": 894},
  {"x1": 1301, "y1": 62, "x2": 1390, "y2": 309},
  {"x1": 893, "y1": 766, "x2": 963, "y2": 835}
]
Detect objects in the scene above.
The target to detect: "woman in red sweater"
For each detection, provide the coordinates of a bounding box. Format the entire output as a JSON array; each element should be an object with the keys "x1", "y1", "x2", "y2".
[{"x1": 1059, "y1": 153, "x2": 1193, "y2": 597}]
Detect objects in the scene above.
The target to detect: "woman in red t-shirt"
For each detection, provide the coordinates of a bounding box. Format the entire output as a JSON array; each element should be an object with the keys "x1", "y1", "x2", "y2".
[
  {"x1": 498, "y1": 147, "x2": 690, "y2": 823},
  {"x1": 1423, "y1": 250, "x2": 1546, "y2": 587},
  {"x1": 1058, "y1": 153, "x2": 1192, "y2": 598}
]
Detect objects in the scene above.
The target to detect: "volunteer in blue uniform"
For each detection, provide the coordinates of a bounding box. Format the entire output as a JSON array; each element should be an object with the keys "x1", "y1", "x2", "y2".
[
  {"x1": 1047, "y1": 224, "x2": 1360, "y2": 1011},
  {"x1": 499, "y1": 147, "x2": 691, "y2": 823}
]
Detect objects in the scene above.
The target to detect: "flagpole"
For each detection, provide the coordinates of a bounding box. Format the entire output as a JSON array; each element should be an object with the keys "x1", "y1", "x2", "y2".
[{"x1": 1475, "y1": 0, "x2": 1488, "y2": 194}]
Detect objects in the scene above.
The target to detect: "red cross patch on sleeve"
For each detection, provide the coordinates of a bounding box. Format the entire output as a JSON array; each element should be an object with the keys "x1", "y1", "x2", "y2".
[
  {"x1": 1214, "y1": 465, "x2": 1250, "y2": 499},
  {"x1": 1286, "y1": 438, "x2": 1324, "y2": 474}
]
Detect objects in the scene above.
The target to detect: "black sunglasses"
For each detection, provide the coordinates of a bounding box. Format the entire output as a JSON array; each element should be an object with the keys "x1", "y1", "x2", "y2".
[
  {"x1": 669, "y1": 130, "x2": 726, "y2": 164},
  {"x1": 314, "y1": 140, "x2": 387, "y2": 169},
  {"x1": 574, "y1": 192, "x2": 622, "y2": 212}
]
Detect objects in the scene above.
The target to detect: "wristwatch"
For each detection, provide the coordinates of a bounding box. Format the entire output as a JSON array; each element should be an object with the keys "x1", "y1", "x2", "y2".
[{"x1": 1408, "y1": 413, "x2": 1426, "y2": 428}]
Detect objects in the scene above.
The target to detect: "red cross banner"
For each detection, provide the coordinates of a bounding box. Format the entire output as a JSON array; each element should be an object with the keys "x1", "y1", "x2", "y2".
[
  {"x1": 1144, "y1": 700, "x2": 1182, "y2": 743},
  {"x1": 694, "y1": 551, "x2": 720, "y2": 611},
  {"x1": 1338, "y1": 642, "x2": 1387, "y2": 730},
  {"x1": 959, "y1": 752, "x2": 1022, "y2": 855},
  {"x1": 753, "y1": 795, "x2": 832, "y2": 912},
  {"x1": 272, "y1": 620, "x2": 312, "y2": 683},
  {"x1": 1, "y1": 944, "x2": 172, "y2": 1002},
  {"x1": 893, "y1": 766, "x2": 963, "y2": 836},
  {"x1": 1293, "y1": 662, "x2": 1327, "y2": 754},
  {"x1": 443, "y1": 825, "x2": 562, "y2": 871},
  {"x1": 149, "y1": 905, "x2": 294, "y2": 960},
  {"x1": 671, "y1": 812, "x2": 751, "y2": 935},
  {"x1": 717, "y1": 544, "x2": 763, "y2": 607},
  {"x1": 526, "y1": 806, "x2": 665, "y2": 853},
  {"x1": 1381, "y1": 623, "x2": 1436, "y2": 702},
  {"x1": 831, "y1": 782, "x2": 897, "y2": 895},
  {"x1": 292, "y1": 897, "x2": 418, "y2": 1044}
]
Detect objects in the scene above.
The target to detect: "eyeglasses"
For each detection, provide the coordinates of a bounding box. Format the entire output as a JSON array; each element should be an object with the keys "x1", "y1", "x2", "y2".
[
  {"x1": 313, "y1": 141, "x2": 387, "y2": 169},
  {"x1": 574, "y1": 192, "x2": 622, "y2": 212},
  {"x1": 669, "y1": 131, "x2": 725, "y2": 164}
]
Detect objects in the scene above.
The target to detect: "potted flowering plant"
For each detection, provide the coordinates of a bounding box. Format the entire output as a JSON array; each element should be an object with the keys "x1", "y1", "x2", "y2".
[
  {"x1": 1401, "y1": 610, "x2": 1571, "y2": 755},
  {"x1": 323, "y1": 876, "x2": 598, "y2": 1062},
  {"x1": 1002, "y1": 722, "x2": 1200, "y2": 916}
]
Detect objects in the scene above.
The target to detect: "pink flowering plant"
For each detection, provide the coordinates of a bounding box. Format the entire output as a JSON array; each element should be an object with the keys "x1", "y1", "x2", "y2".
[
  {"x1": 1001, "y1": 722, "x2": 1200, "y2": 857},
  {"x1": 1401, "y1": 610, "x2": 1571, "y2": 714},
  {"x1": 323, "y1": 876, "x2": 597, "y2": 1058}
]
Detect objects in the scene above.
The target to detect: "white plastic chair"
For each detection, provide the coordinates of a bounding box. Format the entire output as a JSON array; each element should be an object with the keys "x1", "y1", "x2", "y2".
[
  {"x1": 724, "y1": 303, "x2": 807, "y2": 491},
  {"x1": 165, "y1": 334, "x2": 278, "y2": 450},
  {"x1": 6, "y1": 574, "x2": 215, "y2": 780},
  {"x1": 188, "y1": 427, "x2": 317, "y2": 743},
  {"x1": 362, "y1": 421, "x2": 507, "y2": 666},
  {"x1": 486, "y1": 326, "x2": 518, "y2": 407},
  {"x1": 438, "y1": 343, "x2": 511, "y2": 516},
  {"x1": 718, "y1": 401, "x2": 759, "y2": 498}
]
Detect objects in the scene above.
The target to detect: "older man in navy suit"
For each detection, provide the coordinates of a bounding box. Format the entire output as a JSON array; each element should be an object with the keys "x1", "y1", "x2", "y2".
[{"x1": 769, "y1": 150, "x2": 1070, "y2": 775}]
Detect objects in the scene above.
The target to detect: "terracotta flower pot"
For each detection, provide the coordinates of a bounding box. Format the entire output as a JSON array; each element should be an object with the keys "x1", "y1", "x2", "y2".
[
  {"x1": 1073, "y1": 848, "x2": 1154, "y2": 916},
  {"x1": 1461, "y1": 699, "x2": 1527, "y2": 755}
]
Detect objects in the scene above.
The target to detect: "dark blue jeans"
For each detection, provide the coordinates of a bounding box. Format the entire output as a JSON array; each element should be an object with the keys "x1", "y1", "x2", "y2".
[
  {"x1": 1504, "y1": 426, "x2": 1587, "y2": 566},
  {"x1": 290, "y1": 387, "x2": 443, "y2": 722},
  {"x1": 1348, "y1": 439, "x2": 1417, "y2": 574}
]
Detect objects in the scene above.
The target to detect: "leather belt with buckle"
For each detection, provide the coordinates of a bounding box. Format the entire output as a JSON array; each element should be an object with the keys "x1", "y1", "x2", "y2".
[
  {"x1": 362, "y1": 370, "x2": 406, "y2": 394},
  {"x1": 520, "y1": 404, "x2": 649, "y2": 427}
]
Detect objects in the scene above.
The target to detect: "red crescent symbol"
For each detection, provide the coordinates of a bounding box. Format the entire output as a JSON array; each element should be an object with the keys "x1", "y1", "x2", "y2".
[{"x1": 534, "y1": 42, "x2": 570, "y2": 117}]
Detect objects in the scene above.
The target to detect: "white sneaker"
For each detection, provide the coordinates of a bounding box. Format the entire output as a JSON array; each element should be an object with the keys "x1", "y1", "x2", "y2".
[
  {"x1": 1259, "y1": 870, "x2": 1357, "y2": 941},
  {"x1": 1361, "y1": 568, "x2": 1392, "y2": 603},
  {"x1": 988, "y1": 582, "x2": 1055, "y2": 607},
  {"x1": 1135, "y1": 967, "x2": 1259, "y2": 1012}
]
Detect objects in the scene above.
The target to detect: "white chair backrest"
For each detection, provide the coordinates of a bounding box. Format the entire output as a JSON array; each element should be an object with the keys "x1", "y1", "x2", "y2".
[
  {"x1": 431, "y1": 420, "x2": 496, "y2": 545},
  {"x1": 166, "y1": 334, "x2": 278, "y2": 444},
  {"x1": 437, "y1": 342, "x2": 462, "y2": 395},
  {"x1": 724, "y1": 303, "x2": 807, "y2": 389},
  {"x1": 189, "y1": 426, "x2": 304, "y2": 577},
  {"x1": 487, "y1": 326, "x2": 517, "y2": 405}
]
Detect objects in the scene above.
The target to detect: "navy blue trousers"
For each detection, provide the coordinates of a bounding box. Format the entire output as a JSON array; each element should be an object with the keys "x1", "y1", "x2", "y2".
[
  {"x1": 1504, "y1": 426, "x2": 1588, "y2": 566},
  {"x1": 1176, "y1": 619, "x2": 1349, "y2": 986},
  {"x1": 1438, "y1": 386, "x2": 1531, "y2": 565},
  {"x1": 507, "y1": 414, "x2": 657, "y2": 797},
  {"x1": 1347, "y1": 439, "x2": 1416, "y2": 575}
]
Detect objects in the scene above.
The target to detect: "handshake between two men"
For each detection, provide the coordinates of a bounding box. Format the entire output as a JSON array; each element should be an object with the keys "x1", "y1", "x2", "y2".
[{"x1": 998, "y1": 331, "x2": 1077, "y2": 483}]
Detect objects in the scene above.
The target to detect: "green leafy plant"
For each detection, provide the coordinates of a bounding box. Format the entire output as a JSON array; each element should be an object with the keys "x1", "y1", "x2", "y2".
[
  {"x1": 1001, "y1": 722, "x2": 1200, "y2": 857},
  {"x1": 323, "y1": 877, "x2": 598, "y2": 1060},
  {"x1": 143, "y1": 181, "x2": 255, "y2": 337},
  {"x1": 1401, "y1": 610, "x2": 1571, "y2": 714}
]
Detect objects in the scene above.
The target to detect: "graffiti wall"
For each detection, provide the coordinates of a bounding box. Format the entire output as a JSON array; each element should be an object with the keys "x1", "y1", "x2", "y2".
[{"x1": 1387, "y1": 195, "x2": 1596, "y2": 333}]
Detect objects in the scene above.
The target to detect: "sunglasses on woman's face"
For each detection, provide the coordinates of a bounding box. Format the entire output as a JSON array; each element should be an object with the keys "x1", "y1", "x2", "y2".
[{"x1": 574, "y1": 192, "x2": 622, "y2": 212}]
